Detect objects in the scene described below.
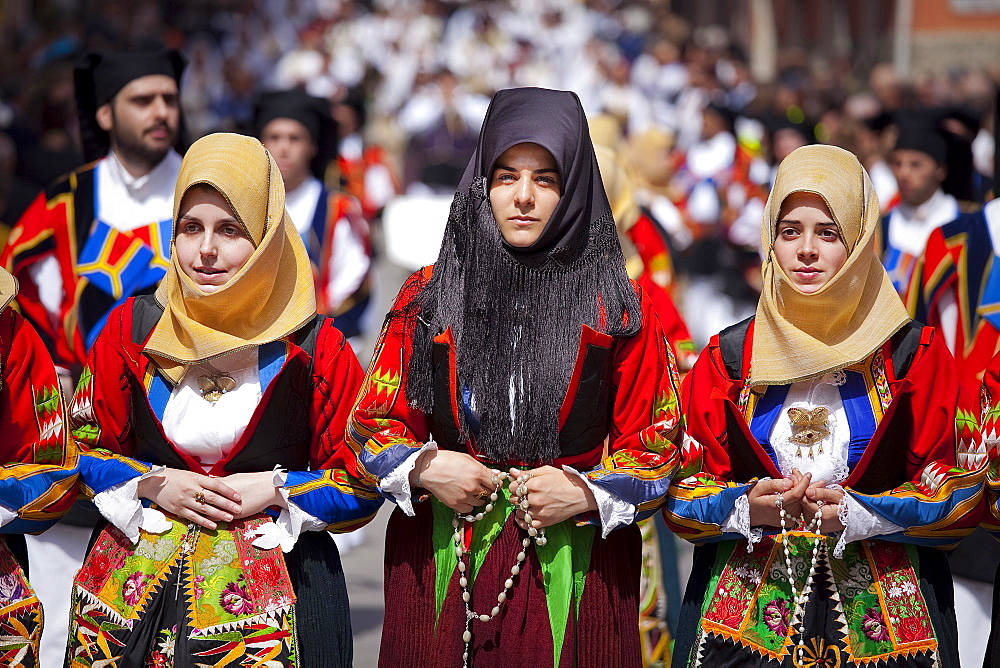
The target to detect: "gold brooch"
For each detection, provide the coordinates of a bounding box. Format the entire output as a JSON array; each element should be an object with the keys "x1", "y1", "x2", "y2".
[
  {"x1": 787, "y1": 406, "x2": 831, "y2": 458},
  {"x1": 197, "y1": 373, "x2": 237, "y2": 403}
]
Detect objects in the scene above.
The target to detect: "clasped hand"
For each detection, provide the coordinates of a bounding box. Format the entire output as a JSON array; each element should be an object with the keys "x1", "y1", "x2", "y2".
[
  {"x1": 747, "y1": 468, "x2": 845, "y2": 533},
  {"x1": 137, "y1": 469, "x2": 284, "y2": 530},
  {"x1": 410, "y1": 451, "x2": 597, "y2": 528}
]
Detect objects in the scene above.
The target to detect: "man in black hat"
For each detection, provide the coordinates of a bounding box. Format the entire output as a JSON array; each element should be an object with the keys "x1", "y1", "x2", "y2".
[
  {"x1": 1, "y1": 49, "x2": 185, "y2": 389},
  {"x1": 882, "y1": 115, "x2": 961, "y2": 295},
  {"x1": 0, "y1": 49, "x2": 184, "y2": 667},
  {"x1": 255, "y1": 90, "x2": 372, "y2": 342}
]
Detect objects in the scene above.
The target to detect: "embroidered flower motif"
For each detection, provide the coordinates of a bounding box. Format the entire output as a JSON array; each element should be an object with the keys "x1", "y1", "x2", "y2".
[
  {"x1": 763, "y1": 598, "x2": 790, "y2": 635},
  {"x1": 896, "y1": 616, "x2": 931, "y2": 643},
  {"x1": 220, "y1": 581, "x2": 254, "y2": 616},
  {"x1": 899, "y1": 580, "x2": 917, "y2": 596},
  {"x1": 0, "y1": 573, "x2": 26, "y2": 604},
  {"x1": 192, "y1": 575, "x2": 205, "y2": 600},
  {"x1": 710, "y1": 596, "x2": 745, "y2": 628},
  {"x1": 862, "y1": 607, "x2": 890, "y2": 642},
  {"x1": 79, "y1": 550, "x2": 114, "y2": 587},
  {"x1": 122, "y1": 571, "x2": 147, "y2": 607},
  {"x1": 734, "y1": 566, "x2": 763, "y2": 585},
  {"x1": 249, "y1": 558, "x2": 285, "y2": 589},
  {"x1": 156, "y1": 625, "x2": 177, "y2": 658},
  {"x1": 243, "y1": 527, "x2": 258, "y2": 541}
]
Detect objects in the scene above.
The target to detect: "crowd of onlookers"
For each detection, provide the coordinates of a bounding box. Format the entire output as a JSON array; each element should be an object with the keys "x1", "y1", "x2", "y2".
[{"x1": 1, "y1": 0, "x2": 997, "y2": 339}]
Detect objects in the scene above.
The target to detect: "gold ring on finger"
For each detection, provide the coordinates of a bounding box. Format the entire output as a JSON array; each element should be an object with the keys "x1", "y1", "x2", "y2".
[{"x1": 194, "y1": 490, "x2": 207, "y2": 504}]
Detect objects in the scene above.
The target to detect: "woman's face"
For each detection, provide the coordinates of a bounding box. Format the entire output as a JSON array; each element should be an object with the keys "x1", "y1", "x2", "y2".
[
  {"x1": 773, "y1": 191, "x2": 848, "y2": 294},
  {"x1": 174, "y1": 186, "x2": 255, "y2": 293},
  {"x1": 490, "y1": 142, "x2": 561, "y2": 248}
]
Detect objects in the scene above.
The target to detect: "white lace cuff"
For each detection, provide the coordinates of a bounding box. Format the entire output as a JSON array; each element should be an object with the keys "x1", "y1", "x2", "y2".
[
  {"x1": 0, "y1": 503, "x2": 16, "y2": 528},
  {"x1": 251, "y1": 468, "x2": 328, "y2": 553},
  {"x1": 378, "y1": 440, "x2": 438, "y2": 516},
  {"x1": 721, "y1": 490, "x2": 763, "y2": 551},
  {"x1": 562, "y1": 465, "x2": 636, "y2": 538},
  {"x1": 834, "y1": 488, "x2": 905, "y2": 558},
  {"x1": 93, "y1": 465, "x2": 171, "y2": 544}
]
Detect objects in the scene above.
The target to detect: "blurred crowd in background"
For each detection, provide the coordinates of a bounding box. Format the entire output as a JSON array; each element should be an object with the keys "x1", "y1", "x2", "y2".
[{"x1": 1, "y1": 0, "x2": 997, "y2": 345}]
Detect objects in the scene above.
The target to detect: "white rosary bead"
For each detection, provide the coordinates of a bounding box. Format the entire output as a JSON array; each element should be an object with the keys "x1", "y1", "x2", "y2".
[{"x1": 455, "y1": 470, "x2": 548, "y2": 659}]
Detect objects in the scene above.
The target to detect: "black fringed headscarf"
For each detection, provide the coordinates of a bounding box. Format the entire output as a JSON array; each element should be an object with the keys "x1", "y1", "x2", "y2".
[{"x1": 397, "y1": 87, "x2": 642, "y2": 464}]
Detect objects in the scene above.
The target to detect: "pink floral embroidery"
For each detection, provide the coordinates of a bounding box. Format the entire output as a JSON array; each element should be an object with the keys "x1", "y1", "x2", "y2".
[
  {"x1": 862, "y1": 607, "x2": 890, "y2": 642},
  {"x1": 220, "y1": 581, "x2": 254, "y2": 616},
  {"x1": 193, "y1": 575, "x2": 205, "y2": 600},
  {"x1": 122, "y1": 571, "x2": 146, "y2": 607},
  {"x1": 0, "y1": 573, "x2": 26, "y2": 604},
  {"x1": 763, "y1": 598, "x2": 790, "y2": 635}
]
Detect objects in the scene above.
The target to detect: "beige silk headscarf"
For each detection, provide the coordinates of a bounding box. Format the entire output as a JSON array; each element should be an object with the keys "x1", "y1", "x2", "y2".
[
  {"x1": 0, "y1": 268, "x2": 17, "y2": 313},
  {"x1": 624, "y1": 126, "x2": 677, "y2": 198},
  {"x1": 594, "y1": 144, "x2": 643, "y2": 279},
  {"x1": 143, "y1": 133, "x2": 315, "y2": 383},
  {"x1": 749, "y1": 144, "x2": 909, "y2": 386}
]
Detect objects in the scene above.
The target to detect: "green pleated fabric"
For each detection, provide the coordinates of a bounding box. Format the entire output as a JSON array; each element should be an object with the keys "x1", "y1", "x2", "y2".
[{"x1": 429, "y1": 490, "x2": 596, "y2": 665}]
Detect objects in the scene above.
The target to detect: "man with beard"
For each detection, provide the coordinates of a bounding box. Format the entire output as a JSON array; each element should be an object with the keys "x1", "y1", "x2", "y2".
[
  {"x1": 1, "y1": 49, "x2": 185, "y2": 395},
  {"x1": 0, "y1": 49, "x2": 184, "y2": 667}
]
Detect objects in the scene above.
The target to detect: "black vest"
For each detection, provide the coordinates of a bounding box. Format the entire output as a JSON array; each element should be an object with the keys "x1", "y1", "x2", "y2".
[{"x1": 127, "y1": 294, "x2": 325, "y2": 472}]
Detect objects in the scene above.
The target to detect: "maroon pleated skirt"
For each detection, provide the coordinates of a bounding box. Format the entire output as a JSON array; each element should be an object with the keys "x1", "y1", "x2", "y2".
[{"x1": 378, "y1": 502, "x2": 642, "y2": 667}]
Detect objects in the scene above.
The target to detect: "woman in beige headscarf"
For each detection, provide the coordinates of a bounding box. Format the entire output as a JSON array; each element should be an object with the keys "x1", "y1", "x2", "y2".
[
  {"x1": 66, "y1": 133, "x2": 380, "y2": 667},
  {"x1": 665, "y1": 145, "x2": 984, "y2": 667}
]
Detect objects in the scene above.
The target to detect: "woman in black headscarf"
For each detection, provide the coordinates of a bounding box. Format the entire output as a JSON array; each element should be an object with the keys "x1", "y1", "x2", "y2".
[{"x1": 350, "y1": 87, "x2": 684, "y2": 666}]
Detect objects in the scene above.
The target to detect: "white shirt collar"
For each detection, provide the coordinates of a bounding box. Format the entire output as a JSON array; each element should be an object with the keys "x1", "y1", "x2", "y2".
[
  {"x1": 96, "y1": 149, "x2": 182, "y2": 232},
  {"x1": 283, "y1": 176, "x2": 324, "y2": 236},
  {"x1": 894, "y1": 188, "x2": 957, "y2": 227},
  {"x1": 104, "y1": 149, "x2": 183, "y2": 200},
  {"x1": 888, "y1": 188, "x2": 959, "y2": 257}
]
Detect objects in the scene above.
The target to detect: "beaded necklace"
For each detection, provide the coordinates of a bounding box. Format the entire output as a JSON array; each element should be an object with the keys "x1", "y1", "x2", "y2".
[
  {"x1": 452, "y1": 469, "x2": 547, "y2": 667},
  {"x1": 776, "y1": 493, "x2": 825, "y2": 667}
]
